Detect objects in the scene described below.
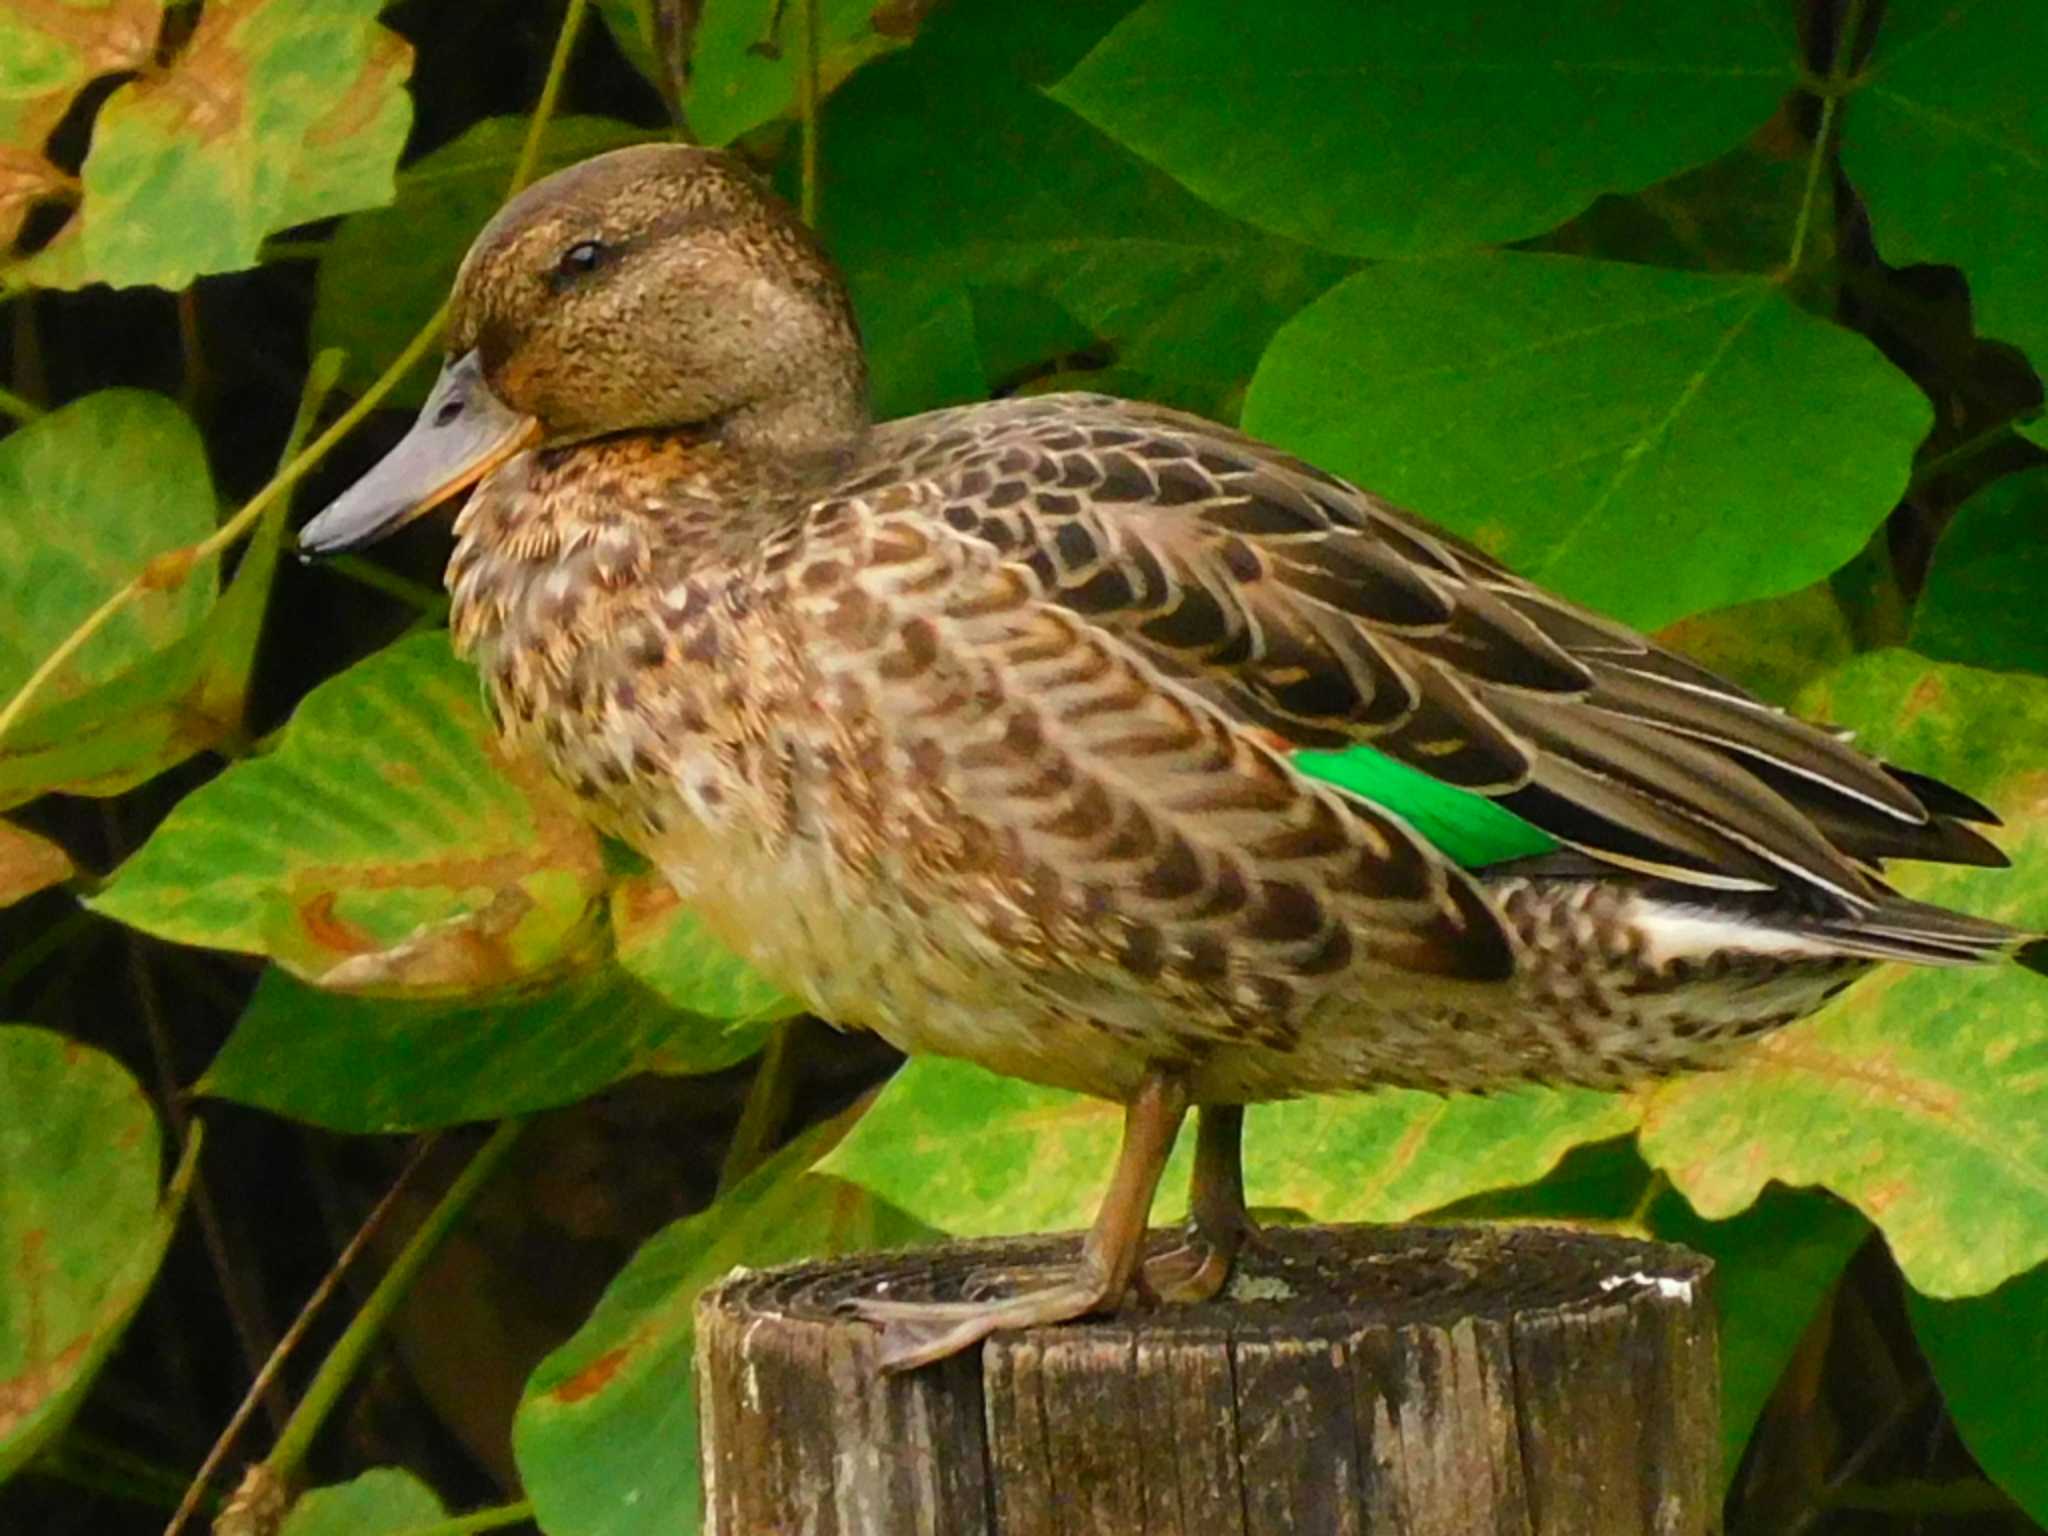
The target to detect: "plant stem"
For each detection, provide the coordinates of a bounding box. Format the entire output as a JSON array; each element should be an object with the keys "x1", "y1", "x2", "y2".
[
  {"x1": 162, "y1": 1135, "x2": 443, "y2": 1536},
  {"x1": 1785, "y1": 0, "x2": 1866, "y2": 277},
  {"x1": 326, "y1": 554, "x2": 454, "y2": 618},
  {"x1": 0, "y1": 301, "x2": 447, "y2": 747},
  {"x1": 262, "y1": 1119, "x2": 530, "y2": 1484},
  {"x1": 718, "y1": 1023, "x2": 799, "y2": 1194},
  {"x1": 508, "y1": 0, "x2": 591, "y2": 197},
  {"x1": 400, "y1": 1500, "x2": 538, "y2": 1536},
  {"x1": 800, "y1": 0, "x2": 821, "y2": 227}
]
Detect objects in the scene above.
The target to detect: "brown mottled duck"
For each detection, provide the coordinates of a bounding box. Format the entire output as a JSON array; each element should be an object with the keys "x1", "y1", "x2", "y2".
[{"x1": 302, "y1": 144, "x2": 2040, "y2": 1370}]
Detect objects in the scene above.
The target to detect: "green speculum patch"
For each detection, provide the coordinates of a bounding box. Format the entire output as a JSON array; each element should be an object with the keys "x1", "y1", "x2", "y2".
[{"x1": 1291, "y1": 744, "x2": 1560, "y2": 869}]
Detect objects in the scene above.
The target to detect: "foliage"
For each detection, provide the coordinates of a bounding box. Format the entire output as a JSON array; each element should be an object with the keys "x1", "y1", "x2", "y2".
[{"x1": 2, "y1": 1, "x2": 2045, "y2": 1534}]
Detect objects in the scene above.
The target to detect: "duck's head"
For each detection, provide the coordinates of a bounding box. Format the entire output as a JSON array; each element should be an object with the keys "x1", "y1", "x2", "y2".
[{"x1": 301, "y1": 143, "x2": 867, "y2": 555}]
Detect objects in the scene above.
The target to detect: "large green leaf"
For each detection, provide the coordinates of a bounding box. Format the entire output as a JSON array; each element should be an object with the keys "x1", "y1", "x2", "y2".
[
  {"x1": 0, "y1": 1026, "x2": 192, "y2": 1481},
  {"x1": 597, "y1": 0, "x2": 915, "y2": 148},
  {"x1": 1908, "y1": 1262, "x2": 2048, "y2": 1525},
  {"x1": 823, "y1": 1057, "x2": 1630, "y2": 1238},
  {"x1": 279, "y1": 1469, "x2": 446, "y2": 1536},
  {"x1": 204, "y1": 958, "x2": 766, "y2": 1133},
  {"x1": 18, "y1": 0, "x2": 412, "y2": 291},
  {"x1": 819, "y1": 0, "x2": 1350, "y2": 422},
  {"x1": 0, "y1": 497, "x2": 284, "y2": 811},
  {"x1": 1913, "y1": 466, "x2": 2048, "y2": 678},
  {"x1": 1440, "y1": 1138, "x2": 1869, "y2": 1485},
  {"x1": 93, "y1": 630, "x2": 607, "y2": 990},
  {"x1": 1243, "y1": 254, "x2": 1930, "y2": 629},
  {"x1": 311, "y1": 116, "x2": 651, "y2": 406},
  {"x1": 1638, "y1": 653, "x2": 2048, "y2": 1297},
  {"x1": 0, "y1": 390, "x2": 216, "y2": 729},
  {"x1": 0, "y1": 0, "x2": 160, "y2": 245},
  {"x1": 1841, "y1": 2, "x2": 2048, "y2": 375},
  {"x1": 514, "y1": 1108, "x2": 934, "y2": 1536},
  {"x1": 1051, "y1": 0, "x2": 1792, "y2": 260}
]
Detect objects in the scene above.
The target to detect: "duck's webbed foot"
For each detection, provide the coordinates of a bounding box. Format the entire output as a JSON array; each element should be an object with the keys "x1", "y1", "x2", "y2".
[
  {"x1": 1140, "y1": 1104, "x2": 1258, "y2": 1305},
  {"x1": 844, "y1": 1069, "x2": 1190, "y2": 1372}
]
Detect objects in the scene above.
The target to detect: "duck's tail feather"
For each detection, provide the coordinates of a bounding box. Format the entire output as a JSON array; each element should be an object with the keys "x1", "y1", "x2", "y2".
[{"x1": 1790, "y1": 894, "x2": 2034, "y2": 968}]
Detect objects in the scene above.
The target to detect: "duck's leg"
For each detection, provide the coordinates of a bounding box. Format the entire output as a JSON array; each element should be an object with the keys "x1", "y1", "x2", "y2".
[
  {"x1": 1139, "y1": 1103, "x2": 1258, "y2": 1304},
  {"x1": 848, "y1": 1068, "x2": 1190, "y2": 1372}
]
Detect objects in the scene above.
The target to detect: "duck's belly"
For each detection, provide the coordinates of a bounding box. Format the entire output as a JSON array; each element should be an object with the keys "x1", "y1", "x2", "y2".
[{"x1": 652, "y1": 823, "x2": 1869, "y2": 1104}]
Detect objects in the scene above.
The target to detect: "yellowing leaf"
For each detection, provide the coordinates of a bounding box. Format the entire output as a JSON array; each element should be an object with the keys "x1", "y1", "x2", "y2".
[
  {"x1": 18, "y1": 0, "x2": 412, "y2": 290},
  {"x1": 1639, "y1": 653, "x2": 2048, "y2": 1297},
  {"x1": 93, "y1": 630, "x2": 606, "y2": 989},
  {"x1": 0, "y1": 820, "x2": 72, "y2": 907},
  {"x1": 0, "y1": 1026, "x2": 193, "y2": 1479}
]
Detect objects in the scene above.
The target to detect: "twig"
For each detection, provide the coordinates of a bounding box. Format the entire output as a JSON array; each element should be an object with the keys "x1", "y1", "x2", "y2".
[
  {"x1": 160, "y1": 1135, "x2": 442, "y2": 1536},
  {"x1": 261, "y1": 1118, "x2": 530, "y2": 1485}
]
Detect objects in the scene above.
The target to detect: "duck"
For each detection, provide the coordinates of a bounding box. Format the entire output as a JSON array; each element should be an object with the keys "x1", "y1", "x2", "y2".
[{"x1": 301, "y1": 143, "x2": 2040, "y2": 1370}]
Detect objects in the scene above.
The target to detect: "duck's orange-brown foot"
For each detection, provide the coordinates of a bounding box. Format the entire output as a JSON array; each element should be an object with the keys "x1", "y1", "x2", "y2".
[
  {"x1": 1139, "y1": 1104, "x2": 1256, "y2": 1305},
  {"x1": 847, "y1": 1260, "x2": 1132, "y2": 1371},
  {"x1": 847, "y1": 1069, "x2": 1191, "y2": 1372}
]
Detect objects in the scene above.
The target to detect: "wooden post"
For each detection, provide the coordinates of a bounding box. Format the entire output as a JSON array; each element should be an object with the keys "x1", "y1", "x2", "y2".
[{"x1": 696, "y1": 1223, "x2": 1717, "y2": 1535}]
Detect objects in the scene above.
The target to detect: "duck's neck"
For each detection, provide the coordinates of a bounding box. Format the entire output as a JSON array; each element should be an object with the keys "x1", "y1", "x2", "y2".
[{"x1": 712, "y1": 330, "x2": 872, "y2": 476}]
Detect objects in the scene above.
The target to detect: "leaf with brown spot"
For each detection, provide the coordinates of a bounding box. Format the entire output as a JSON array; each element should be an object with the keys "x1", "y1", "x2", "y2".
[
  {"x1": 0, "y1": 820, "x2": 72, "y2": 907},
  {"x1": 16, "y1": 0, "x2": 411, "y2": 290},
  {"x1": 514, "y1": 1107, "x2": 934, "y2": 1536},
  {"x1": 0, "y1": 0, "x2": 160, "y2": 243},
  {"x1": 94, "y1": 630, "x2": 608, "y2": 990},
  {"x1": 1638, "y1": 652, "x2": 2048, "y2": 1297},
  {"x1": 0, "y1": 1025, "x2": 194, "y2": 1480}
]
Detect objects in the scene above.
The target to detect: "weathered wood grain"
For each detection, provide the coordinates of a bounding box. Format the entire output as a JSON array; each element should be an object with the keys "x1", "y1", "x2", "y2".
[{"x1": 696, "y1": 1224, "x2": 1718, "y2": 1535}]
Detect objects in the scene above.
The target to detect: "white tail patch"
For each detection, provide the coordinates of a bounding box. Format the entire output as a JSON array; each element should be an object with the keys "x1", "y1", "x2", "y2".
[{"x1": 1628, "y1": 898, "x2": 1842, "y2": 967}]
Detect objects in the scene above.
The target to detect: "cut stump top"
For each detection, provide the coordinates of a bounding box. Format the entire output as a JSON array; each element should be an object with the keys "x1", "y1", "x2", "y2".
[{"x1": 696, "y1": 1224, "x2": 1720, "y2": 1536}]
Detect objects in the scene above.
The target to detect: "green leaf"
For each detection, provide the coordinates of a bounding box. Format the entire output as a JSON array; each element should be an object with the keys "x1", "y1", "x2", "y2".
[
  {"x1": 1440, "y1": 1137, "x2": 1869, "y2": 1484},
  {"x1": 279, "y1": 1469, "x2": 446, "y2": 1536},
  {"x1": 0, "y1": 496, "x2": 285, "y2": 810},
  {"x1": 94, "y1": 630, "x2": 607, "y2": 992},
  {"x1": 0, "y1": 1026, "x2": 192, "y2": 1481},
  {"x1": 1051, "y1": 0, "x2": 1792, "y2": 260},
  {"x1": 311, "y1": 116, "x2": 651, "y2": 406},
  {"x1": 0, "y1": 390, "x2": 216, "y2": 727},
  {"x1": 820, "y1": 0, "x2": 1351, "y2": 422},
  {"x1": 0, "y1": 0, "x2": 160, "y2": 245},
  {"x1": 0, "y1": 820, "x2": 73, "y2": 908},
  {"x1": 824, "y1": 1057, "x2": 1631, "y2": 1238},
  {"x1": 204, "y1": 958, "x2": 764, "y2": 1133},
  {"x1": 610, "y1": 872, "x2": 799, "y2": 1023},
  {"x1": 18, "y1": 0, "x2": 413, "y2": 291},
  {"x1": 1841, "y1": 3, "x2": 2048, "y2": 375},
  {"x1": 1638, "y1": 653, "x2": 2048, "y2": 1297},
  {"x1": 515, "y1": 1108, "x2": 934, "y2": 1536},
  {"x1": 1243, "y1": 254, "x2": 1930, "y2": 629},
  {"x1": 1245, "y1": 1086, "x2": 1638, "y2": 1225},
  {"x1": 1914, "y1": 466, "x2": 2048, "y2": 678},
  {"x1": 2022, "y1": 417, "x2": 2047, "y2": 452},
  {"x1": 1908, "y1": 1261, "x2": 2048, "y2": 1525}
]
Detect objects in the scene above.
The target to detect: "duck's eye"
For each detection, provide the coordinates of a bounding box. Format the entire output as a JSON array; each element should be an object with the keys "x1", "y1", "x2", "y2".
[{"x1": 554, "y1": 239, "x2": 611, "y2": 281}]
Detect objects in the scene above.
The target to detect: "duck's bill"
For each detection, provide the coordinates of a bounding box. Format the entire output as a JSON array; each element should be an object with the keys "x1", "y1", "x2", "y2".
[{"x1": 299, "y1": 350, "x2": 541, "y2": 556}]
